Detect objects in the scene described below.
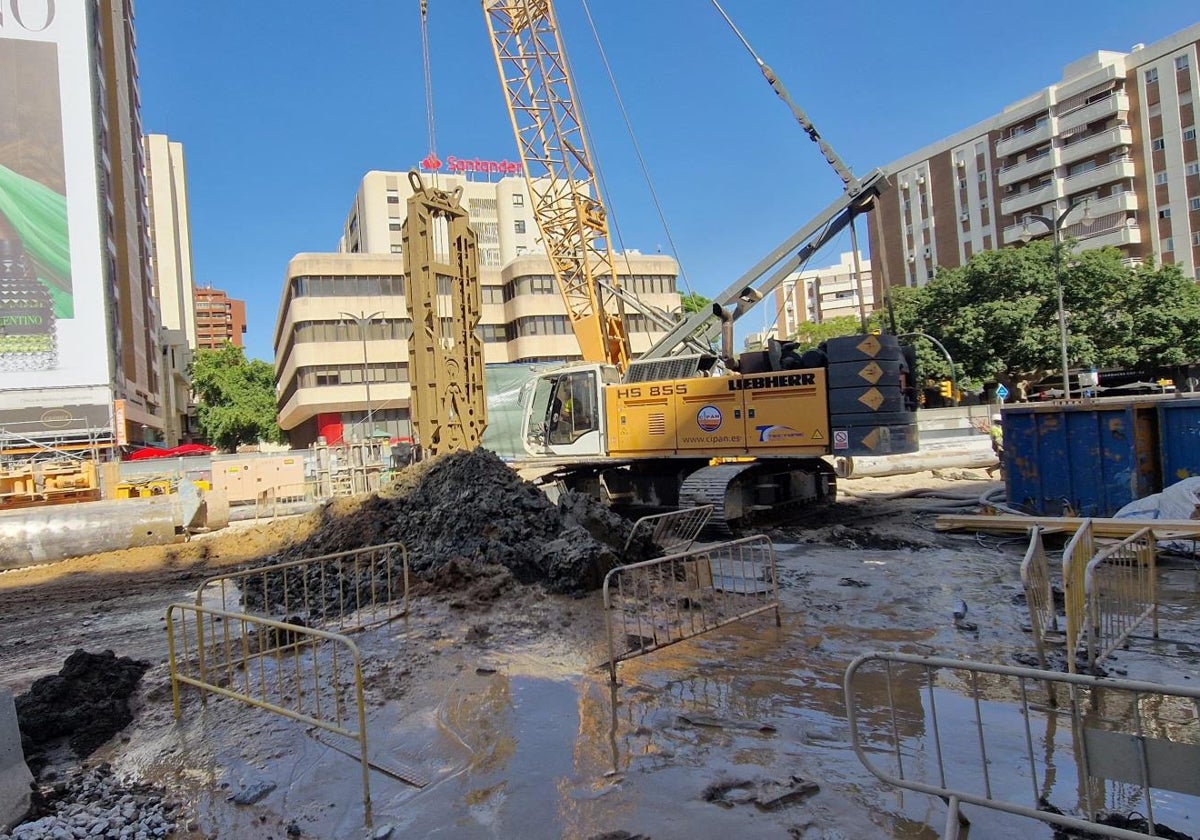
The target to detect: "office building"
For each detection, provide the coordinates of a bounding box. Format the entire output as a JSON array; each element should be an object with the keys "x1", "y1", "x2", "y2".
[
  {"x1": 194, "y1": 286, "x2": 247, "y2": 350},
  {"x1": 276, "y1": 167, "x2": 681, "y2": 446},
  {"x1": 868, "y1": 22, "x2": 1200, "y2": 298}
]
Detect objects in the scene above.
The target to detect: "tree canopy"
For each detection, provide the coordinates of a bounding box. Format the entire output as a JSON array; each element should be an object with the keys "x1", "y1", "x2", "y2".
[
  {"x1": 189, "y1": 344, "x2": 285, "y2": 451},
  {"x1": 679, "y1": 291, "x2": 712, "y2": 315},
  {"x1": 886, "y1": 241, "x2": 1200, "y2": 388},
  {"x1": 790, "y1": 315, "x2": 863, "y2": 350}
]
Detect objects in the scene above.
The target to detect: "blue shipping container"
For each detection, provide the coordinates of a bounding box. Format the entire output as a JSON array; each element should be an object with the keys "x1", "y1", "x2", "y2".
[
  {"x1": 1003, "y1": 401, "x2": 1159, "y2": 517},
  {"x1": 1158, "y1": 398, "x2": 1200, "y2": 484}
]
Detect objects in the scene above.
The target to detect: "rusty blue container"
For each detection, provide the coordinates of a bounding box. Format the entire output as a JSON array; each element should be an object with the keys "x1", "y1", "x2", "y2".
[
  {"x1": 1003, "y1": 401, "x2": 1160, "y2": 517},
  {"x1": 1158, "y1": 398, "x2": 1200, "y2": 484}
]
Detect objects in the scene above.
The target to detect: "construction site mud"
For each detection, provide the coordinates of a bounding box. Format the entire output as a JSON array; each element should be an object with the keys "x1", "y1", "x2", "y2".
[{"x1": 2, "y1": 463, "x2": 1199, "y2": 839}]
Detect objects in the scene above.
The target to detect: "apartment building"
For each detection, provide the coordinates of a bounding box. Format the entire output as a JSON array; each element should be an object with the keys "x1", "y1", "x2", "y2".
[
  {"x1": 276, "y1": 167, "x2": 680, "y2": 446},
  {"x1": 868, "y1": 22, "x2": 1200, "y2": 298},
  {"x1": 0, "y1": 1, "x2": 166, "y2": 452},
  {"x1": 770, "y1": 252, "x2": 873, "y2": 338},
  {"x1": 144, "y1": 134, "x2": 198, "y2": 349},
  {"x1": 194, "y1": 286, "x2": 248, "y2": 350}
]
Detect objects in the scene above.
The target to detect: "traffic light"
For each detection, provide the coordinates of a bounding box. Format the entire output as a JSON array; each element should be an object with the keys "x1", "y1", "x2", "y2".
[{"x1": 939, "y1": 380, "x2": 953, "y2": 399}]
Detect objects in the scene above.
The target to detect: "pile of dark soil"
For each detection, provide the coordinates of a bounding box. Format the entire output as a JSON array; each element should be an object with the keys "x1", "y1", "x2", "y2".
[
  {"x1": 256, "y1": 450, "x2": 639, "y2": 601},
  {"x1": 15, "y1": 650, "x2": 149, "y2": 770}
]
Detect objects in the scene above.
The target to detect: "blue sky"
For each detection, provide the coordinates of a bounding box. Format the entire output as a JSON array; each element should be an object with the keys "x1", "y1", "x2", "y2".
[{"x1": 135, "y1": 2, "x2": 1199, "y2": 363}]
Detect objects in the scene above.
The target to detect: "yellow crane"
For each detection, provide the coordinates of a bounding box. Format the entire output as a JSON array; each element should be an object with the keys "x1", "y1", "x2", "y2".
[{"x1": 482, "y1": 0, "x2": 630, "y2": 371}]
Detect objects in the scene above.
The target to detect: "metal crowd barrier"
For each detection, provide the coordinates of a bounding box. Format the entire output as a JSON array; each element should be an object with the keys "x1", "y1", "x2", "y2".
[
  {"x1": 197, "y1": 542, "x2": 410, "y2": 635},
  {"x1": 622, "y1": 505, "x2": 714, "y2": 557},
  {"x1": 1085, "y1": 528, "x2": 1158, "y2": 673},
  {"x1": 165, "y1": 603, "x2": 373, "y2": 827},
  {"x1": 602, "y1": 535, "x2": 780, "y2": 683},
  {"x1": 1063, "y1": 518, "x2": 1095, "y2": 671},
  {"x1": 845, "y1": 651, "x2": 1200, "y2": 840},
  {"x1": 1019, "y1": 526, "x2": 1060, "y2": 702}
]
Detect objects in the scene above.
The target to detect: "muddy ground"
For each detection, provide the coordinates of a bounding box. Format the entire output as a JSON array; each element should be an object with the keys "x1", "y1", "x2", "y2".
[{"x1": 2, "y1": 459, "x2": 1199, "y2": 839}]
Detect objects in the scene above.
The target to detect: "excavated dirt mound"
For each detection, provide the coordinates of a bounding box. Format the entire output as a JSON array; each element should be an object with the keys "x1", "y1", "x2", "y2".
[
  {"x1": 248, "y1": 450, "x2": 639, "y2": 610},
  {"x1": 15, "y1": 650, "x2": 150, "y2": 769}
]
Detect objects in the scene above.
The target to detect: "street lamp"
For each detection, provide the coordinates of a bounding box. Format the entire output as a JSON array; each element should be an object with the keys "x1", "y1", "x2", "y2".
[
  {"x1": 897, "y1": 331, "x2": 958, "y2": 407},
  {"x1": 339, "y1": 310, "x2": 384, "y2": 439},
  {"x1": 1020, "y1": 200, "x2": 1093, "y2": 400}
]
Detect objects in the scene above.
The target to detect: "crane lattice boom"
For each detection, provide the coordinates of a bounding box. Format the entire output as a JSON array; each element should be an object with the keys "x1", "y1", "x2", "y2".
[{"x1": 483, "y1": 0, "x2": 630, "y2": 371}]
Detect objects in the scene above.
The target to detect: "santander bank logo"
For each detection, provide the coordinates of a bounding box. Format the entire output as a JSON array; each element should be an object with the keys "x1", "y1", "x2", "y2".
[{"x1": 419, "y1": 154, "x2": 523, "y2": 175}]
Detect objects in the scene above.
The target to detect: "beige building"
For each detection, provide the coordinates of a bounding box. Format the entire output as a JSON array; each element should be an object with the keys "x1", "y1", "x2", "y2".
[
  {"x1": 869, "y1": 22, "x2": 1200, "y2": 295},
  {"x1": 144, "y1": 134, "x2": 198, "y2": 349},
  {"x1": 276, "y1": 171, "x2": 681, "y2": 446},
  {"x1": 771, "y1": 252, "x2": 873, "y2": 338}
]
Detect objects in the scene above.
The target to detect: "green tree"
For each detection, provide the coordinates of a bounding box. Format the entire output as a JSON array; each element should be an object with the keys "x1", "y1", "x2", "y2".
[
  {"x1": 190, "y1": 344, "x2": 284, "y2": 451},
  {"x1": 888, "y1": 241, "x2": 1200, "y2": 388},
  {"x1": 679, "y1": 291, "x2": 712, "y2": 314},
  {"x1": 789, "y1": 314, "x2": 862, "y2": 350}
]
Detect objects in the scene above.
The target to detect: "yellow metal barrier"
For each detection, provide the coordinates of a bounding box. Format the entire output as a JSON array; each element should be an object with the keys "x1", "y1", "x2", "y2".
[
  {"x1": 253, "y1": 481, "x2": 322, "y2": 521},
  {"x1": 196, "y1": 542, "x2": 409, "y2": 635},
  {"x1": 1062, "y1": 518, "x2": 1094, "y2": 673},
  {"x1": 165, "y1": 603, "x2": 372, "y2": 826},
  {"x1": 602, "y1": 535, "x2": 780, "y2": 683},
  {"x1": 1085, "y1": 527, "x2": 1158, "y2": 673}
]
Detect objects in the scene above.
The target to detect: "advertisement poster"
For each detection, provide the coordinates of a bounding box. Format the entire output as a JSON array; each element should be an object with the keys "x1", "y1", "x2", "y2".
[{"x1": 0, "y1": 4, "x2": 110, "y2": 389}]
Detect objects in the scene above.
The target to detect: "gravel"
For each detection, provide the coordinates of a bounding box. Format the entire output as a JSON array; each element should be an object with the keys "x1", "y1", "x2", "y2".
[{"x1": 1, "y1": 764, "x2": 179, "y2": 840}]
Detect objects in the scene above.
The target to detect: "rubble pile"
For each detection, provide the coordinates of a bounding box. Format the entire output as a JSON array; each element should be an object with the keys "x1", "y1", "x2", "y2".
[
  {"x1": 243, "y1": 450, "x2": 640, "y2": 615},
  {"x1": 0, "y1": 764, "x2": 179, "y2": 840},
  {"x1": 15, "y1": 650, "x2": 149, "y2": 771}
]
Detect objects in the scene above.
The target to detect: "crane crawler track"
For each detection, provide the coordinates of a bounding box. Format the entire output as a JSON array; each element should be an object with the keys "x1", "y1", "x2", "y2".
[{"x1": 680, "y1": 459, "x2": 836, "y2": 535}]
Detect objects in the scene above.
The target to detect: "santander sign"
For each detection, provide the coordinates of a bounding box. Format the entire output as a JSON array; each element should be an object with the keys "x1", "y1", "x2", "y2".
[{"x1": 420, "y1": 153, "x2": 523, "y2": 176}]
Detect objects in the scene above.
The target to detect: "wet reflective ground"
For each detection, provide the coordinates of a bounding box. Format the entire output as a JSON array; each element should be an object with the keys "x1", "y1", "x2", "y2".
[{"x1": 128, "y1": 539, "x2": 1200, "y2": 839}]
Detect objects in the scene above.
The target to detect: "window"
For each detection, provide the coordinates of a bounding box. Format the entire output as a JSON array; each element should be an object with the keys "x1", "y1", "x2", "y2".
[
  {"x1": 1194, "y1": 232, "x2": 1200, "y2": 247},
  {"x1": 386, "y1": 195, "x2": 399, "y2": 204},
  {"x1": 514, "y1": 220, "x2": 526, "y2": 234},
  {"x1": 389, "y1": 222, "x2": 401, "y2": 231},
  {"x1": 481, "y1": 285, "x2": 505, "y2": 305},
  {"x1": 1159, "y1": 208, "x2": 1172, "y2": 219},
  {"x1": 1145, "y1": 68, "x2": 1159, "y2": 84},
  {"x1": 1149, "y1": 103, "x2": 1163, "y2": 117},
  {"x1": 1162, "y1": 237, "x2": 1174, "y2": 252},
  {"x1": 974, "y1": 141, "x2": 985, "y2": 157},
  {"x1": 1184, "y1": 126, "x2": 1197, "y2": 141},
  {"x1": 390, "y1": 245, "x2": 402, "y2": 253},
  {"x1": 1152, "y1": 137, "x2": 1166, "y2": 151},
  {"x1": 978, "y1": 171, "x2": 987, "y2": 182},
  {"x1": 958, "y1": 178, "x2": 967, "y2": 191},
  {"x1": 1176, "y1": 55, "x2": 1190, "y2": 71},
  {"x1": 1191, "y1": 197, "x2": 1200, "y2": 211},
  {"x1": 1155, "y1": 171, "x2": 1169, "y2": 186},
  {"x1": 1188, "y1": 162, "x2": 1200, "y2": 176},
  {"x1": 512, "y1": 194, "x2": 524, "y2": 206}
]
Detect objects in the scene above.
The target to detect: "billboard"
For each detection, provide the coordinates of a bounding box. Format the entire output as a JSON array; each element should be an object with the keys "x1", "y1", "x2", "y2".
[{"x1": 0, "y1": 2, "x2": 111, "y2": 392}]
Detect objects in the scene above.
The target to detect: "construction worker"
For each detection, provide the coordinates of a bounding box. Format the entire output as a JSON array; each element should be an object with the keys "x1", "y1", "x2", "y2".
[{"x1": 988, "y1": 414, "x2": 1005, "y2": 478}]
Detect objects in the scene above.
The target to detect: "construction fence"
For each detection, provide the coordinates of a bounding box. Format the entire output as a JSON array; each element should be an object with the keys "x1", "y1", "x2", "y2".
[
  {"x1": 166, "y1": 603, "x2": 373, "y2": 826},
  {"x1": 603, "y1": 534, "x2": 779, "y2": 683},
  {"x1": 196, "y1": 542, "x2": 410, "y2": 637},
  {"x1": 1022, "y1": 521, "x2": 1161, "y2": 675},
  {"x1": 845, "y1": 652, "x2": 1200, "y2": 840}
]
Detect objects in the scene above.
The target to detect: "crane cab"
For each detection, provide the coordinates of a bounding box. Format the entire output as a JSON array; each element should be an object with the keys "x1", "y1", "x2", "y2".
[{"x1": 520, "y1": 363, "x2": 620, "y2": 457}]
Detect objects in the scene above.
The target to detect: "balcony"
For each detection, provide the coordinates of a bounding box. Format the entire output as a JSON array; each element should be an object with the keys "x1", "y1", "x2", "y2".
[
  {"x1": 1061, "y1": 156, "x2": 1135, "y2": 194},
  {"x1": 1072, "y1": 220, "x2": 1141, "y2": 250},
  {"x1": 997, "y1": 150, "x2": 1055, "y2": 187},
  {"x1": 1000, "y1": 181, "x2": 1057, "y2": 216},
  {"x1": 996, "y1": 120, "x2": 1052, "y2": 158},
  {"x1": 1001, "y1": 192, "x2": 1138, "y2": 245},
  {"x1": 1058, "y1": 125, "x2": 1133, "y2": 168},
  {"x1": 1057, "y1": 91, "x2": 1129, "y2": 135}
]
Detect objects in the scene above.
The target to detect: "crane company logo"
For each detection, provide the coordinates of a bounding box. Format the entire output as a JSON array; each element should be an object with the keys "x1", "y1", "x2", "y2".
[
  {"x1": 755, "y1": 424, "x2": 804, "y2": 443},
  {"x1": 696, "y1": 405, "x2": 723, "y2": 433},
  {"x1": 418, "y1": 155, "x2": 523, "y2": 175}
]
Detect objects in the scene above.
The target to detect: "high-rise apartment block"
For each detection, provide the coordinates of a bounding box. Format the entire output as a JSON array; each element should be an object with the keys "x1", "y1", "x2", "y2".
[
  {"x1": 144, "y1": 134, "x2": 198, "y2": 349},
  {"x1": 771, "y1": 252, "x2": 873, "y2": 339},
  {"x1": 0, "y1": 1, "x2": 167, "y2": 453},
  {"x1": 194, "y1": 286, "x2": 247, "y2": 350},
  {"x1": 275, "y1": 168, "x2": 680, "y2": 446},
  {"x1": 869, "y1": 23, "x2": 1200, "y2": 297}
]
